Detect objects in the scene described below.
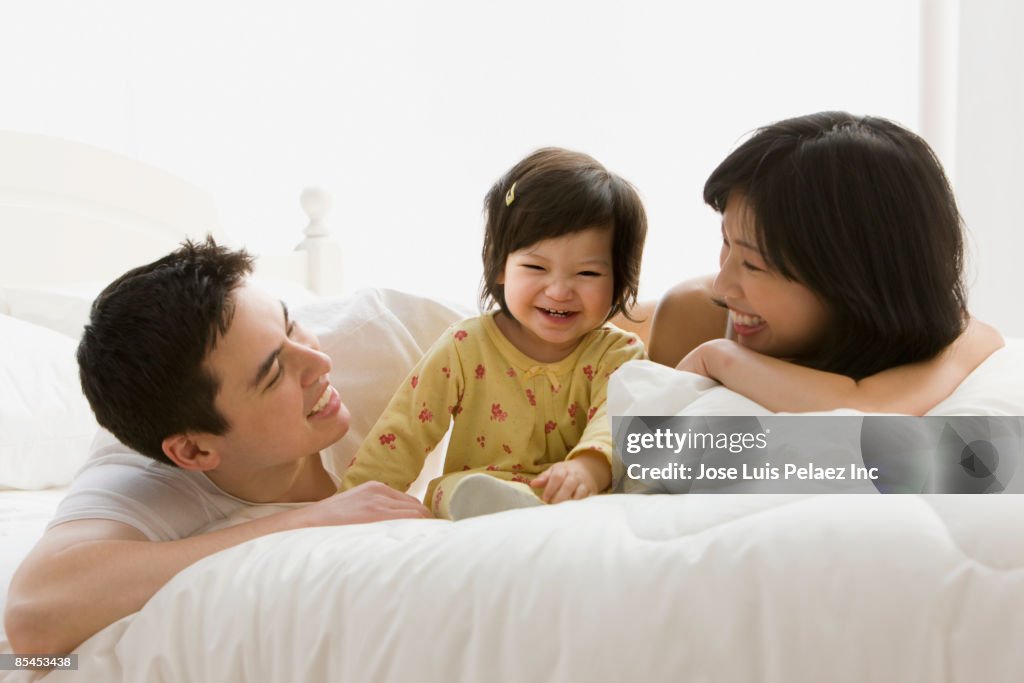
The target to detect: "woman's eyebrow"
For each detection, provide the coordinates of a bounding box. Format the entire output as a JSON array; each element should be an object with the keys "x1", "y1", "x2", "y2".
[{"x1": 721, "y1": 222, "x2": 761, "y2": 252}]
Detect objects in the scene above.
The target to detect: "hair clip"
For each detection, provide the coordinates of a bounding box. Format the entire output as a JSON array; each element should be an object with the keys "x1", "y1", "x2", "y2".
[{"x1": 505, "y1": 182, "x2": 516, "y2": 207}]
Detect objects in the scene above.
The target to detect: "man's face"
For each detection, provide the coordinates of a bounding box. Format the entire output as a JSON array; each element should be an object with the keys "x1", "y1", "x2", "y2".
[{"x1": 199, "y1": 282, "x2": 350, "y2": 474}]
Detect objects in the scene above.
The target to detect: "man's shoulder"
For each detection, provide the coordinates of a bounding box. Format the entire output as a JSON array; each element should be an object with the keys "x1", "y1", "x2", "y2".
[{"x1": 51, "y1": 430, "x2": 244, "y2": 541}]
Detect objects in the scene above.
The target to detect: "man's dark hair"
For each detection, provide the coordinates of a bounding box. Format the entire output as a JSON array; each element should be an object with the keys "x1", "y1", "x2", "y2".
[
  {"x1": 480, "y1": 147, "x2": 648, "y2": 321},
  {"x1": 77, "y1": 237, "x2": 254, "y2": 464},
  {"x1": 704, "y1": 111, "x2": 968, "y2": 380}
]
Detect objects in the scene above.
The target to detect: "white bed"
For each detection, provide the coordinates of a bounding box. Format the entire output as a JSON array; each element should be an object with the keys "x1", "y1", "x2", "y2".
[{"x1": 2, "y1": 131, "x2": 1024, "y2": 683}]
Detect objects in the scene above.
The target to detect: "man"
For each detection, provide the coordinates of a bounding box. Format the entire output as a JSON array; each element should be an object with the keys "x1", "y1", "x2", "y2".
[{"x1": 4, "y1": 239, "x2": 430, "y2": 655}]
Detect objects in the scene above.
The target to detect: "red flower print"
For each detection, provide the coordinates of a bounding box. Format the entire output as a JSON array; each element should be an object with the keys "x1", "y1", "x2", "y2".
[
  {"x1": 475, "y1": 364, "x2": 486, "y2": 379},
  {"x1": 525, "y1": 389, "x2": 536, "y2": 406},
  {"x1": 568, "y1": 403, "x2": 578, "y2": 418},
  {"x1": 490, "y1": 403, "x2": 508, "y2": 422},
  {"x1": 506, "y1": 368, "x2": 517, "y2": 378},
  {"x1": 454, "y1": 330, "x2": 468, "y2": 341},
  {"x1": 451, "y1": 403, "x2": 463, "y2": 416},
  {"x1": 477, "y1": 435, "x2": 487, "y2": 448},
  {"x1": 544, "y1": 421, "x2": 557, "y2": 434},
  {"x1": 462, "y1": 465, "x2": 472, "y2": 471},
  {"x1": 379, "y1": 433, "x2": 397, "y2": 450},
  {"x1": 418, "y1": 407, "x2": 433, "y2": 423},
  {"x1": 441, "y1": 366, "x2": 451, "y2": 379},
  {"x1": 486, "y1": 464, "x2": 499, "y2": 471},
  {"x1": 504, "y1": 444, "x2": 513, "y2": 455},
  {"x1": 411, "y1": 375, "x2": 419, "y2": 389},
  {"x1": 511, "y1": 475, "x2": 529, "y2": 484},
  {"x1": 588, "y1": 406, "x2": 598, "y2": 420},
  {"x1": 434, "y1": 486, "x2": 444, "y2": 509},
  {"x1": 583, "y1": 365, "x2": 594, "y2": 381},
  {"x1": 511, "y1": 462, "x2": 522, "y2": 470},
  {"x1": 627, "y1": 337, "x2": 638, "y2": 345}
]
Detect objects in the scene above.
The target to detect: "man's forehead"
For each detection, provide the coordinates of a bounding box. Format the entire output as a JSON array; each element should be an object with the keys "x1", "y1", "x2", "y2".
[{"x1": 206, "y1": 284, "x2": 287, "y2": 386}]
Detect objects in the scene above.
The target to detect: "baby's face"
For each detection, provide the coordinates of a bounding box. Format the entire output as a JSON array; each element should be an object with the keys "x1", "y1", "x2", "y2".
[
  {"x1": 496, "y1": 226, "x2": 614, "y2": 363},
  {"x1": 714, "y1": 193, "x2": 831, "y2": 359}
]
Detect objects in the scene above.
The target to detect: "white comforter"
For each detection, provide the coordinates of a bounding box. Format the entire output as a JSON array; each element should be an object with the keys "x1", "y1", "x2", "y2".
[
  {"x1": 45, "y1": 493, "x2": 1024, "y2": 682},
  {"x1": 39, "y1": 340, "x2": 1024, "y2": 682}
]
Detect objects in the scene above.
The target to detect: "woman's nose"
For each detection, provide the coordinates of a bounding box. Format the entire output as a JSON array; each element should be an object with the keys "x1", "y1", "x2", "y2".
[{"x1": 713, "y1": 255, "x2": 742, "y2": 299}]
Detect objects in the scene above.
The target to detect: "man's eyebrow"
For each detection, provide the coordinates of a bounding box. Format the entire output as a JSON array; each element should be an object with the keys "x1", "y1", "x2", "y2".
[{"x1": 250, "y1": 301, "x2": 291, "y2": 391}]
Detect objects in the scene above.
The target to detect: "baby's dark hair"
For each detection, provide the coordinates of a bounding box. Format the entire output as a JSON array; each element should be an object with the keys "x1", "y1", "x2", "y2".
[
  {"x1": 77, "y1": 237, "x2": 254, "y2": 464},
  {"x1": 704, "y1": 111, "x2": 968, "y2": 379},
  {"x1": 480, "y1": 147, "x2": 647, "y2": 320}
]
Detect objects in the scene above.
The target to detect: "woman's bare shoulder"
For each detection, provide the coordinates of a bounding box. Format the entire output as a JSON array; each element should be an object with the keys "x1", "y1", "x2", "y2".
[
  {"x1": 949, "y1": 317, "x2": 1005, "y2": 370},
  {"x1": 648, "y1": 275, "x2": 729, "y2": 367}
]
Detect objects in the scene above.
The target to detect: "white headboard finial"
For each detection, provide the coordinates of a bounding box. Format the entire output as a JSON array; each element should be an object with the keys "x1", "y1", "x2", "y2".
[
  {"x1": 300, "y1": 186, "x2": 333, "y2": 239},
  {"x1": 295, "y1": 186, "x2": 344, "y2": 296}
]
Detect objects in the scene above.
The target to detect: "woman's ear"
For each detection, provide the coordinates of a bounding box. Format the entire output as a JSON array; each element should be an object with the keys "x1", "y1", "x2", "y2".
[{"x1": 162, "y1": 434, "x2": 221, "y2": 472}]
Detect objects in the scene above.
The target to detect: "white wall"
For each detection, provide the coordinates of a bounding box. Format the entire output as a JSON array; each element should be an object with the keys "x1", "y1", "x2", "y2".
[
  {"x1": 3, "y1": 1, "x2": 923, "y2": 308},
  {"x1": 955, "y1": 0, "x2": 1024, "y2": 337}
]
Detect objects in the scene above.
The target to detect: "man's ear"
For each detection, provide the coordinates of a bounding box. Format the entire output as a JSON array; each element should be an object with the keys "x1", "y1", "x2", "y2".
[{"x1": 162, "y1": 434, "x2": 221, "y2": 472}]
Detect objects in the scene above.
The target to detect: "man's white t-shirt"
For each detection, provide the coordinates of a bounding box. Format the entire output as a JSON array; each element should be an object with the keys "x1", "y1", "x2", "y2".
[{"x1": 48, "y1": 430, "x2": 333, "y2": 541}]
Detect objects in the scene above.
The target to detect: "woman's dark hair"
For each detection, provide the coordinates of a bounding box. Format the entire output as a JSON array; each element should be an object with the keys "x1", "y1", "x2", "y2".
[
  {"x1": 481, "y1": 147, "x2": 647, "y2": 320},
  {"x1": 77, "y1": 237, "x2": 254, "y2": 464},
  {"x1": 704, "y1": 111, "x2": 968, "y2": 379}
]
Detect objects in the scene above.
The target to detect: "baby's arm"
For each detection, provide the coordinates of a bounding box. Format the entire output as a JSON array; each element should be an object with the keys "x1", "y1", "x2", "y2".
[
  {"x1": 341, "y1": 333, "x2": 462, "y2": 492},
  {"x1": 678, "y1": 318, "x2": 1004, "y2": 415},
  {"x1": 532, "y1": 331, "x2": 647, "y2": 501}
]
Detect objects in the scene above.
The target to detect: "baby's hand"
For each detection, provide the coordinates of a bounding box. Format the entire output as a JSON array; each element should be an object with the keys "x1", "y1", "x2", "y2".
[{"x1": 530, "y1": 452, "x2": 611, "y2": 504}]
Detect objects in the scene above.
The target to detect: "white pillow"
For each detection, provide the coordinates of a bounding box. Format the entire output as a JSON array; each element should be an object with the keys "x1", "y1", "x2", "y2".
[
  {"x1": 609, "y1": 338, "x2": 1024, "y2": 418},
  {"x1": 294, "y1": 288, "x2": 474, "y2": 487},
  {"x1": 0, "y1": 282, "x2": 103, "y2": 339},
  {"x1": 929, "y1": 338, "x2": 1024, "y2": 415},
  {"x1": 0, "y1": 314, "x2": 98, "y2": 489}
]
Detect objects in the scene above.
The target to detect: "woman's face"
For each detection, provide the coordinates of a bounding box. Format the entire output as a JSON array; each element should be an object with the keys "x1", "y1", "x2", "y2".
[{"x1": 714, "y1": 193, "x2": 831, "y2": 359}]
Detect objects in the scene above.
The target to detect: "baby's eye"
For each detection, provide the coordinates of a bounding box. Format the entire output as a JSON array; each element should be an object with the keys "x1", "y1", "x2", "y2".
[
  {"x1": 742, "y1": 261, "x2": 766, "y2": 273},
  {"x1": 579, "y1": 270, "x2": 603, "y2": 277},
  {"x1": 522, "y1": 264, "x2": 545, "y2": 271}
]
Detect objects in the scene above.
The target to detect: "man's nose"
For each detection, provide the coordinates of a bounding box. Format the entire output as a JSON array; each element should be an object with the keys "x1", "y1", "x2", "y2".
[{"x1": 291, "y1": 342, "x2": 332, "y2": 386}]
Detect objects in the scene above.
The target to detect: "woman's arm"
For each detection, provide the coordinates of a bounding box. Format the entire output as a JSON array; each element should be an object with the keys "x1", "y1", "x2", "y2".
[
  {"x1": 679, "y1": 318, "x2": 1004, "y2": 415},
  {"x1": 648, "y1": 275, "x2": 729, "y2": 367}
]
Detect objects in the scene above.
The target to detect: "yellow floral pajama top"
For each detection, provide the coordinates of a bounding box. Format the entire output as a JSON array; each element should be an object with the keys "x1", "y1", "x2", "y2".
[{"x1": 340, "y1": 311, "x2": 645, "y2": 511}]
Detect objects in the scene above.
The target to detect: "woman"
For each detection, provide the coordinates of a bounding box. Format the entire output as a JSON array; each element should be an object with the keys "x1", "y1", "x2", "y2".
[{"x1": 648, "y1": 112, "x2": 1003, "y2": 415}]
